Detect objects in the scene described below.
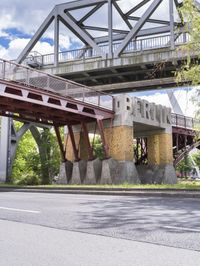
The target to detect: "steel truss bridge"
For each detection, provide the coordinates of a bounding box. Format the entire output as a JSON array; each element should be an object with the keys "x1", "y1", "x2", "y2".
[
  {"x1": 1, "y1": 0, "x2": 200, "y2": 180},
  {"x1": 16, "y1": 0, "x2": 200, "y2": 92}
]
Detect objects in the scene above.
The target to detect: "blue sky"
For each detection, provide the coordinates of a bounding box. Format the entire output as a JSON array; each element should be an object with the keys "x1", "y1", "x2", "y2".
[{"x1": 0, "y1": 0, "x2": 197, "y2": 117}]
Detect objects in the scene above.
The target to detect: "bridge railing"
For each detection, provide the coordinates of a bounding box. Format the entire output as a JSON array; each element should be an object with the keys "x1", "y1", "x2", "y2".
[
  {"x1": 171, "y1": 113, "x2": 199, "y2": 129},
  {"x1": 0, "y1": 59, "x2": 114, "y2": 111},
  {"x1": 23, "y1": 33, "x2": 190, "y2": 66}
]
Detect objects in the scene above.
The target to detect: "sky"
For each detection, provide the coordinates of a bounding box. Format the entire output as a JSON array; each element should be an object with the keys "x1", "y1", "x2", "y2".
[{"x1": 0, "y1": 0, "x2": 198, "y2": 117}]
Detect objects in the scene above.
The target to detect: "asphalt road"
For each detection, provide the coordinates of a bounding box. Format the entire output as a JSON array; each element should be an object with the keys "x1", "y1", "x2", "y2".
[{"x1": 0, "y1": 192, "x2": 200, "y2": 266}]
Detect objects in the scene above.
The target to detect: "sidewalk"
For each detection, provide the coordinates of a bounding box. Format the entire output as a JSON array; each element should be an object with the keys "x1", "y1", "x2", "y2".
[{"x1": 1, "y1": 186, "x2": 200, "y2": 198}]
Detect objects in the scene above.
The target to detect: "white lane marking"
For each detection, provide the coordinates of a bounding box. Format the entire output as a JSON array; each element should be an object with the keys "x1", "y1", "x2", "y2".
[
  {"x1": 164, "y1": 225, "x2": 200, "y2": 233},
  {"x1": 0, "y1": 207, "x2": 40, "y2": 214}
]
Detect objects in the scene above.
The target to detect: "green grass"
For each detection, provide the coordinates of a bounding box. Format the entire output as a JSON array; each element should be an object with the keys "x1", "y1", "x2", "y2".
[{"x1": 1, "y1": 180, "x2": 200, "y2": 190}]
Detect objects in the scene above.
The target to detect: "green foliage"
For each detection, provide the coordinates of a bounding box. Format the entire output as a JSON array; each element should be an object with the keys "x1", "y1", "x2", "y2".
[
  {"x1": 176, "y1": 0, "x2": 200, "y2": 117},
  {"x1": 192, "y1": 151, "x2": 200, "y2": 169},
  {"x1": 12, "y1": 122, "x2": 39, "y2": 184},
  {"x1": 12, "y1": 122, "x2": 61, "y2": 185},
  {"x1": 176, "y1": 155, "x2": 194, "y2": 178},
  {"x1": 91, "y1": 135, "x2": 104, "y2": 160},
  {"x1": 39, "y1": 128, "x2": 61, "y2": 184}
]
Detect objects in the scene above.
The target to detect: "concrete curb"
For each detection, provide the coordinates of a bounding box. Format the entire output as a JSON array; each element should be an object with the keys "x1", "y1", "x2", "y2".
[{"x1": 1, "y1": 187, "x2": 200, "y2": 198}]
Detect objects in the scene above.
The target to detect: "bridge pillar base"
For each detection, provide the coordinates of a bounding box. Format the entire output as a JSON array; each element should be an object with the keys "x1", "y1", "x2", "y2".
[
  {"x1": 84, "y1": 158, "x2": 102, "y2": 185},
  {"x1": 157, "y1": 164, "x2": 177, "y2": 185},
  {"x1": 144, "y1": 131, "x2": 177, "y2": 184},
  {"x1": 101, "y1": 159, "x2": 139, "y2": 184},
  {"x1": 57, "y1": 161, "x2": 73, "y2": 184},
  {"x1": 71, "y1": 160, "x2": 87, "y2": 184},
  {"x1": 137, "y1": 164, "x2": 177, "y2": 184}
]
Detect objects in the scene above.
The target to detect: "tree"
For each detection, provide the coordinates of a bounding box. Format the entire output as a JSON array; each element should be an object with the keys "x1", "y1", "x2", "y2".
[
  {"x1": 176, "y1": 0, "x2": 200, "y2": 117},
  {"x1": 30, "y1": 126, "x2": 61, "y2": 184},
  {"x1": 90, "y1": 135, "x2": 104, "y2": 160},
  {"x1": 12, "y1": 122, "x2": 40, "y2": 185},
  {"x1": 192, "y1": 150, "x2": 200, "y2": 169},
  {"x1": 176, "y1": 154, "x2": 194, "y2": 178},
  {"x1": 12, "y1": 122, "x2": 61, "y2": 185}
]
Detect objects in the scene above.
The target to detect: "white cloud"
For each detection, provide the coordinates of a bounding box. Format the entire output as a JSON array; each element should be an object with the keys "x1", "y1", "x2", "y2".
[{"x1": 0, "y1": 38, "x2": 54, "y2": 60}]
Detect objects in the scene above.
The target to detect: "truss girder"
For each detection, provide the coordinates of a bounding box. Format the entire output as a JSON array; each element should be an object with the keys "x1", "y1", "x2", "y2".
[
  {"x1": 17, "y1": 10, "x2": 55, "y2": 64},
  {"x1": 115, "y1": 0, "x2": 164, "y2": 56},
  {"x1": 16, "y1": 0, "x2": 185, "y2": 65},
  {"x1": 0, "y1": 80, "x2": 114, "y2": 126},
  {"x1": 113, "y1": 1, "x2": 132, "y2": 29},
  {"x1": 94, "y1": 25, "x2": 171, "y2": 43},
  {"x1": 126, "y1": 0, "x2": 151, "y2": 16},
  {"x1": 78, "y1": 3, "x2": 104, "y2": 24},
  {"x1": 57, "y1": 0, "x2": 110, "y2": 11},
  {"x1": 59, "y1": 12, "x2": 104, "y2": 57}
]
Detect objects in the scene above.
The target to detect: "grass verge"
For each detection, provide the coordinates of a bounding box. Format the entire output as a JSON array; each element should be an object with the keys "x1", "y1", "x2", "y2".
[{"x1": 1, "y1": 179, "x2": 200, "y2": 190}]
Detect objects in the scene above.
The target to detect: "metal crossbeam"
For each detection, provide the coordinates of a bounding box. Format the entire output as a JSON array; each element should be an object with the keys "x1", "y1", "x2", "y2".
[
  {"x1": 126, "y1": 0, "x2": 151, "y2": 16},
  {"x1": 78, "y1": 3, "x2": 104, "y2": 24},
  {"x1": 59, "y1": 12, "x2": 104, "y2": 57},
  {"x1": 115, "y1": 0, "x2": 163, "y2": 56},
  {"x1": 17, "y1": 10, "x2": 55, "y2": 64}
]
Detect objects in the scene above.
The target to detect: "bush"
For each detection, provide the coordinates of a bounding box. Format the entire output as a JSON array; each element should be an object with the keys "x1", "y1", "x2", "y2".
[{"x1": 15, "y1": 173, "x2": 40, "y2": 186}]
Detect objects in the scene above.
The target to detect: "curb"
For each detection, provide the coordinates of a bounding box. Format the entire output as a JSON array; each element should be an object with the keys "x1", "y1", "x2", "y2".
[{"x1": 1, "y1": 187, "x2": 200, "y2": 198}]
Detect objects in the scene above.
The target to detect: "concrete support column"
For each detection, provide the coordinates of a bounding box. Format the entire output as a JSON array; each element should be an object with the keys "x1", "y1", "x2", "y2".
[
  {"x1": 102, "y1": 125, "x2": 139, "y2": 184},
  {"x1": 148, "y1": 132, "x2": 173, "y2": 165},
  {"x1": 146, "y1": 131, "x2": 177, "y2": 184},
  {"x1": 104, "y1": 125, "x2": 134, "y2": 161}
]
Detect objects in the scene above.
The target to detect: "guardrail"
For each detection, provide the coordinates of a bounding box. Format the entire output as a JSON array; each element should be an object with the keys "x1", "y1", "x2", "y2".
[
  {"x1": 0, "y1": 59, "x2": 114, "y2": 111},
  {"x1": 171, "y1": 113, "x2": 199, "y2": 129},
  {"x1": 23, "y1": 33, "x2": 190, "y2": 66}
]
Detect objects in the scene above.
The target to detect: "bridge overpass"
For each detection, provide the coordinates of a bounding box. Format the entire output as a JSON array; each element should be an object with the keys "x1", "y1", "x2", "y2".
[
  {"x1": 15, "y1": 0, "x2": 195, "y2": 92},
  {"x1": 0, "y1": 59, "x2": 114, "y2": 181},
  {"x1": 24, "y1": 34, "x2": 189, "y2": 93},
  {"x1": 1, "y1": 0, "x2": 200, "y2": 184},
  {"x1": 0, "y1": 59, "x2": 199, "y2": 184}
]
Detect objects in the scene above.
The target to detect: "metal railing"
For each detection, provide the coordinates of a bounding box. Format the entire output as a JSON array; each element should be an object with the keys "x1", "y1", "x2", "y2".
[
  {"x1": 0, "y1": 59, "x2": 114, "y2": 111},
  {"x1": 23, "y1": 33, "x2": 190, "y2": 66},
  {"x1": 171, "y1": 113, "x2": 199, "y2": 129}
]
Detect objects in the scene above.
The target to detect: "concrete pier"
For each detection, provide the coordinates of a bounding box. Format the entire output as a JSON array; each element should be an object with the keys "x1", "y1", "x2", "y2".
[{"x1": 59, "y1": 94, "x2": 177, "y2": 185}]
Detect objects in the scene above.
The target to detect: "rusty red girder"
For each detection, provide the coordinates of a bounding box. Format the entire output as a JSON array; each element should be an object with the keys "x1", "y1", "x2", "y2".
[
  {"x1": 0, "y1": 78, "x2": 114, "y2": 161},
  {"x1": 0, "y1": 79, "x2": 114, "y2": 126},
  {"x1": 172, "y1": 125, "x2": 200, "y2": 166}
]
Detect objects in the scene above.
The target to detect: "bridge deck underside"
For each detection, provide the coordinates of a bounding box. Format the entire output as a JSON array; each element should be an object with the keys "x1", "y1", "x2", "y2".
[
  {"x1": 43, "y1": 47, "x2": 190, "y2": 92},
  {"x1": 0, "y1": 80, "x2": 114, "y2": 126}
]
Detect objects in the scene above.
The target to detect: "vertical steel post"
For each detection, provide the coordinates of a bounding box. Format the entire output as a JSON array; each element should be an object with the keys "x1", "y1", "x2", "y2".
[
  {"x1": 54, "y1": 14, "x2": 59, "y2": 67},
  {"x1": 108, "y1": 0, "x2": 113, "y2": 58},
  {"x1": 97, "y1": 119, "x2": 109, "y2": 159},
  {"x1": 0, "y1": 117, "x2": 10, "y2": 182},
  {"x1": 81, "y1": 122, "x2": 94, "y2": 161},
  {"x1": 54, "y1": 126, "x2": 66, "y2": 162},
  {"x1": 169, "y1": 0, "x2": 175, "y2": 49}
]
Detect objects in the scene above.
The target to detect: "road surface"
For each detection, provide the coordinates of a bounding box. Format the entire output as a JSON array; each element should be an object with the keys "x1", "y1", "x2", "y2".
[{"x1": 0, "y1": 192, "x2": 200, "y2": 265}]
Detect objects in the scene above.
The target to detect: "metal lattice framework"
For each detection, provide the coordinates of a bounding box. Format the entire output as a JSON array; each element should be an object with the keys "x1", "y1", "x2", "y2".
[
  {"x1": 0, "y1": 58, "x2": 114, "y2": 179},
  {"x1": 16, "y1": 0, "x2": 191, "y2": 66}
]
